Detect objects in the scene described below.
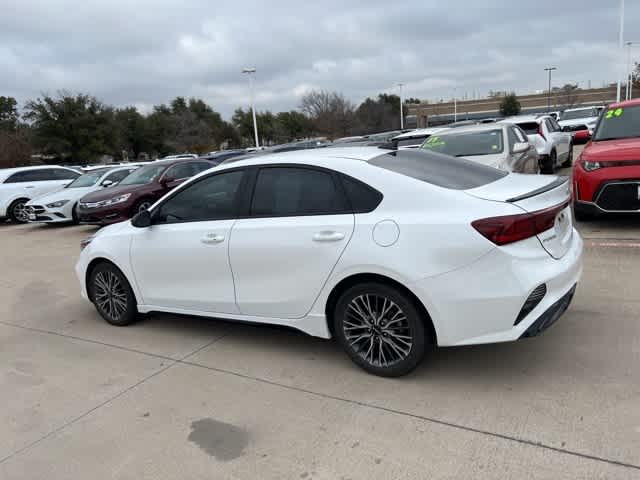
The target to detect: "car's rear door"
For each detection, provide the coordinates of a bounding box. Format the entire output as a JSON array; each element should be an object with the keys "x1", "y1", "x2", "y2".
[
  {"x1": 229, "y1": 165, "x2": 355, "y2": 318},
  {"x1": 547, "y1": 118, "x2": 570, "y2": 159}
]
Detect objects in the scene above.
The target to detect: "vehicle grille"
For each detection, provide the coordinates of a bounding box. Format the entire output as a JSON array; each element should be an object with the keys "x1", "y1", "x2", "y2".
[
  {"x1": 28, "y1": 205, "x2": 45, "y2": 214},
  {"x1": 515, "y1": 284, "x2": 547, "y2": 326},
  {"x1": 595, "y1": 182, "x2": 640, "y2": 212}
]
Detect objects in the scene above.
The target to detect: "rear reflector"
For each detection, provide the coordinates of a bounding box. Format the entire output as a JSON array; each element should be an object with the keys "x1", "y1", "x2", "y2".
[
  {"x1": 538, "y1": 123, "x2": 546, "y2": 141},
  {"x1": 471, "y1": 200, "x2": 570, "y2": 246}
]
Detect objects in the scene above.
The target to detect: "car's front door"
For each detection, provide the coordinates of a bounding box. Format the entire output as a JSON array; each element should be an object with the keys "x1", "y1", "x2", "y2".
[
  {"x1": 130, "y1": 169, "x2": 246, "y2": 313},
  {"x1": 229, "y1": 166, "x2": 355, "y2": 319}
]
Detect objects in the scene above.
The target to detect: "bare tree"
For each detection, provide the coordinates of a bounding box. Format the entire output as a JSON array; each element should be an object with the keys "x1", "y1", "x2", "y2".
[
  {"x1": 299, "y1": 90, "x2": 355, "y2": 138},
  {"x1": 0, "y1": 131, "x2": 32, "y2": 168},
  {"x1": 556, "y1": 84, "x2": 580, "y2": 109}
]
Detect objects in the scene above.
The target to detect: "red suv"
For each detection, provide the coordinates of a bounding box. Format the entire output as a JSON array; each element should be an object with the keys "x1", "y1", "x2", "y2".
[
  {"x1": 78, "y1": 159, "x2": 214, "y2": 224},
  {"x1": 573, "y1": 98, "x2": 640, "y2": 220}
]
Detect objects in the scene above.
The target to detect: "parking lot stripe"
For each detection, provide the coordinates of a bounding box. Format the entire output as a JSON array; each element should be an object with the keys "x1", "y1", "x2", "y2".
[{"x1": 587, "y1": 240, "x2": 640, "y2": 248}]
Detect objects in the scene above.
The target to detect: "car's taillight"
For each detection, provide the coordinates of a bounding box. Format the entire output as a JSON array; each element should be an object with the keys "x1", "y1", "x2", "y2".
[
  {"x1": 471, "y1": 201, "x2": 570, "y2": 246},
  {"x1": 537, "y1": 123, "x2": 546, "y2": 141}
]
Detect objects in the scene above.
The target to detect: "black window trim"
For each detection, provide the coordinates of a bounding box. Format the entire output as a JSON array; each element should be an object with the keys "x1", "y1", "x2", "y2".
[
  {"x1": 150, "y1": 166, "x2": 250, "y2": 225},
  {"x1": 246, "y1": 163, "x2": 352, "y2": 219}
]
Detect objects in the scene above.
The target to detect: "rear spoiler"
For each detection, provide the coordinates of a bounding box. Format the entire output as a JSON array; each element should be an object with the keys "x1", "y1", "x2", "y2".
[{"x1": 506, "y1": 176, "x2": 569, "y2": 203}]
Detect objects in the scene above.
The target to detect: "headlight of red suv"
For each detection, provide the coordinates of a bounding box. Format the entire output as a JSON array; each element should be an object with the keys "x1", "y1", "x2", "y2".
[{"x1": 581, "y1": 160, "x2": 602, "y2": 172}]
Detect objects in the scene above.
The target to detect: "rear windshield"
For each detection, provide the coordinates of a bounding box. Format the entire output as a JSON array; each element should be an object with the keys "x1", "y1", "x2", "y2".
[
  {"x1": 421, "y1": 129, "x2": 504, "y2": 156},
  {"x1": 560, "y1": 108, "x2": 598, "y2": 120},
  {"x1": 516, "y1": 122, "x2": 539, "y2": 135},
  {"x1": 369, "y1": 149, "x2": 507, "y2": 190}
]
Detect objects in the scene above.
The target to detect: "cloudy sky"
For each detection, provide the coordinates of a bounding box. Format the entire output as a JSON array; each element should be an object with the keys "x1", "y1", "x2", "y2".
[{"x1": 1, "y1": 0, "x2": 639, "y2": 118}]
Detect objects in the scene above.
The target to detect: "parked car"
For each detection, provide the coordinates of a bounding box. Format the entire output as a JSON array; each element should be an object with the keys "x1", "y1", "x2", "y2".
[
  {"x1": 198, "y1": 150, "x2": 247, "y2": 165},
  {"x1": 25, "y1": 166, "x2": 139, "y2": 225},
  {"x1": 572, "y1": 99, "x2": 640, "y2": 220},
  {"x1": 390, "y1": 128, "x2": 449, "y2": 149},
  {"x1": 0, "y1": 166, "x2": 80, "y2": 223},
  {"x1": 77, "y1": 159, "x2": 214, "y2": 225},
  {"x1": 420, "y1": 123, "x2": 539, "y2": 173},
  {"x1": 159, "y1": 154, "x2": 198, "y2": 160},
  {"x1": 501, "y1": 115, "x2": 573, "y2": 173},
  {"x1": 558, "y1": 106, "x2": 604, "y2": 144},
  {"x1": 76, "y1": 146, "x2": 582, "y2": 377}
]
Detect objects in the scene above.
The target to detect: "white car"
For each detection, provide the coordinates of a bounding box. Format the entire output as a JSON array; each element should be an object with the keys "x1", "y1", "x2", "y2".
[
  {"x1": 501, "y1": 115, "x2": 573, "y2": 173},
  {"x1": 391, "y1": 128, "x2": 449, "y2": 149},
  {"x1": 0, "y1": 166, "x2": 80, "y2": 223},
  {"x1": 558, "y1": 106, "x2": 604, "y2": 138},
  {"x1": 76, "y1": 147, "x2": 583, "y2": 377},
  {"x1": 25, "y1": 166, "x2": 138, "y2": 224}
]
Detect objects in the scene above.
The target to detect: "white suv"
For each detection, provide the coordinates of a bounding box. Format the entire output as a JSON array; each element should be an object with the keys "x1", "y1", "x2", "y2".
[
  {"x1": 0, "y1": 166, "x2": 80, "y2": 223},
  {"x1": 502, "y1": 115, "x2": 573, "y2": 173}
]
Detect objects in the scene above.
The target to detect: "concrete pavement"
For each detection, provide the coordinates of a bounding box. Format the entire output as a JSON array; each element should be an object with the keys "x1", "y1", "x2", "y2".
[{"x1": 1, "y1": 188, "x2": 639, "y2": 479}]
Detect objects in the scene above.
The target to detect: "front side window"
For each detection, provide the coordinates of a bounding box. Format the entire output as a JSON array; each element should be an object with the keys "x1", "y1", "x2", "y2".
[
  {"x1": 593, "y1": 105, "x2": 640, "y2": 141},
  {"x1": 421, "y1": 129, "x2": 504, "y2": 156},
  {"x1": 251, "y1": 167, "x2": 347, "y2": 217},
  {"x1": 156, "y1": 170, "x2": 244, "y2": 224}
]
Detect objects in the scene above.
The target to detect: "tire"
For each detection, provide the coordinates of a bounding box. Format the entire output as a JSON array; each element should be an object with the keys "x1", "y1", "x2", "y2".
[
  {"x1": 561, "y1": 144, "x2": 573, "y2": 168},
  {"x1": 71, "y1": 202, "x2": 80, "y2": 225},
  {"x1": 88, "y1": 262, "x2": 138, "y2": 326},
  {"x1": 573, "y1": 201, "x2": 593, "y2": 222},
  {"x1": 548, "y1": 149, "x2": 558, "y2": 173},
  {"x1": 333, "y1": 283, "x2": 427, "y2": 377},
  {"x1": 132, "y1": 199, "x2": 153, "y2": 216},
  {"x1": 8, "y1": 198, "x2": 30, "y2": 224}
]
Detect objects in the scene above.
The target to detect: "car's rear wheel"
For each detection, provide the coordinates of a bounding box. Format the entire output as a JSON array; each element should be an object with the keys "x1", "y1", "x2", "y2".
[
  {"x1": 334, "y1": 283, "x2": 427, "y2": 377},
  {"x1": 88, "y1": 262, "x2": 138, "y2": 326},
  {"x1": 8, "y1": 198, "x2": 30, "y2": 224},
  {"x1": 561, "y1": 144, "x2": 573, "y2": 168}
]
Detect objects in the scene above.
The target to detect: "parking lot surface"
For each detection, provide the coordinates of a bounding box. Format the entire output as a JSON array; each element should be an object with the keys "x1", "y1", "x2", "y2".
[{"x1": 1, "y1": 157, "x2": 640, "y2": 479}]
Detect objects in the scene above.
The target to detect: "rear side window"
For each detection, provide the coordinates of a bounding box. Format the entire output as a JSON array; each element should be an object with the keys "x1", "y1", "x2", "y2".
[
  {"x1": 340, "y1": 175, "x2": 383, "y2": 213},
  {"x1": 251, "y1": 167, "x2": 348, "y2": 217},
  {"x1": 53, "y1": 168, "x2": 80, "y2": 180},
  {"x1": 5, "y1": 170, "x2": 49, "y2": 183},
  {"x1": 369, "y1": 149, "x2": 507, "y2": 190},
  {"x1": 516, "y1": 122, "x2": 539, "y2": 135}
]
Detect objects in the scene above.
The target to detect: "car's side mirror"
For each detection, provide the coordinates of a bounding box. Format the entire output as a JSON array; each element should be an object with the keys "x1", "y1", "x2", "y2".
[
  {"x1": 513, "y1": 142, "x2": 530, "y2": 154},
  {"x1": 131, "y1": 209, "x2": 152, "y2": 228},
  {"x1": 101, "y1": 180, "x2": 114, "y2": 188}
]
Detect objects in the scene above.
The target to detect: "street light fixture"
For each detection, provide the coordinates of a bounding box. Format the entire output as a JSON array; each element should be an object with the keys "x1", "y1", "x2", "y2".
[
  {"x1": 397, "y1": 83, "x2": 404, "y2": 129},
  {"x1": 242, "y1": 67, "x2": 260, "y2": 148},
  {"x1": 544, "y1": 67, "x2": 557, "y2": 112}
]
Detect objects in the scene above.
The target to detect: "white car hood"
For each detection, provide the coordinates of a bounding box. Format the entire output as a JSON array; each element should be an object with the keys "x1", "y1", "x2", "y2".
[{"x1": 26, "y1": 186, "x2": 93, "y2": 205}]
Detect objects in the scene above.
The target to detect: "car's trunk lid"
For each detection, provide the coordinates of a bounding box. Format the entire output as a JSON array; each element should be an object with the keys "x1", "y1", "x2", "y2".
[{"x1": 466, "y1": 174, "x2": 573, "y2": 259}]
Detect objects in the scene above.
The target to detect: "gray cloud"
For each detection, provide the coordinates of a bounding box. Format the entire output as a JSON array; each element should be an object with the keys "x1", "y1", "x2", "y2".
[{"x1": 1, "y1": 0, "x2": 639, "y2": 117}]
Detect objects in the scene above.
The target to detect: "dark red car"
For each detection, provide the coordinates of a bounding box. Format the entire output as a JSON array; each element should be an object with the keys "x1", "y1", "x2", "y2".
[
  {"x1": 78, "y1": 159, "x2": 214, "y2": 224},
  {"x1": 573, "y1": 98, "x2": 640, "y2": 220}
]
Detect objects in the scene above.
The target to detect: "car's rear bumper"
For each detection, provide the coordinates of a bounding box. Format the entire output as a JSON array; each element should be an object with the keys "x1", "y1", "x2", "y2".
[{"x1": 411, "y1": 229, "x2": 583, "y2": 346}]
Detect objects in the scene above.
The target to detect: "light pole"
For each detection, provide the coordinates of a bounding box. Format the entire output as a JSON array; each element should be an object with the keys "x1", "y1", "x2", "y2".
[
  {"x1": 397, "y1": 83, "x2": 404, "y2": 129},
  {"x1": 453, "y1": 87, "x2": 457, "y2": 122},
  {"x1": 544, "y1": 67, "x2": 557, "y2": 112},
  {"x1": 242, "y1": 68, "x2": 260, "y2": 148},
  {"x1": 626, "y1": 41, "x2": 639, "y2": 100},
  {"x1": 616, "y1": 0, "x2": 625, "y2": 102}
]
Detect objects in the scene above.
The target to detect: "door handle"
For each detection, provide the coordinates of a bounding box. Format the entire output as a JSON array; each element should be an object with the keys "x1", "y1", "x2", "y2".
[
  {"x1": 25, "y1": 185, "x2": 35, "y2": 189},
  {"x1": 201, "y1": 233, "x2": 225, "y2": 244},
  {"x1": 312, "y1": 231, "x2": 345, "y2": 242}
]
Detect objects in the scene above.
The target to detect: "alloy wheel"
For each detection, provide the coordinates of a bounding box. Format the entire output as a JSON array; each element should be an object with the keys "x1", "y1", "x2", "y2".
[
  {"x1": 343, "y1": 294, "x2": 413, "y2": 367},
  {"x1": 93, "y1": 271, "x2": 128, "y2": 322},
  {"x1": 13, "y1": 202, "x2": 29, "y2": 222}
]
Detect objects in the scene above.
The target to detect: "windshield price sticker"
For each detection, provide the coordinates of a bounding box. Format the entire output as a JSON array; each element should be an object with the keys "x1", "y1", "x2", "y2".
[{"x1": 605, "y1": 108, "x2": 623, "y2": 119}]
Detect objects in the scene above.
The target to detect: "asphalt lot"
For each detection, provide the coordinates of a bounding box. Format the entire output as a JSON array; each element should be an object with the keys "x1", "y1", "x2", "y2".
[{"x1": 1, "y1": 151, "x2": 640, "y2": 479}]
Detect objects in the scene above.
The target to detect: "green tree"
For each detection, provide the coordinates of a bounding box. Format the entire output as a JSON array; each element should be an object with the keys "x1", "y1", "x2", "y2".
[
  {"x1": 275, "y1": 111, "x2": 313, "y2": 142},
  {"x1": 0, "y1": 96, "x2": 19, "y2": 131},
  {"x1": 231, "y1": 108, "x2": 255, "y2": 145},
  {"x1": 115, "y1": 107, "x2": 151, "y2": 159},
  {"x1": 499, "y1": 93, "x2": 521, "y2": 116},
  {"x1": 24, "y1": 92, "x2": 116, "y2": 162}
]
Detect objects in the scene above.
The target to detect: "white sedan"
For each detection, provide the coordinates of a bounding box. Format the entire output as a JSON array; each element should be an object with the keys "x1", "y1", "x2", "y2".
[
  {"x1": 76, "y1": 147, "x2": 583, "y2": 377},
  {"x1": 26, "y1": 166, "x2": 138, "y2": 224}
]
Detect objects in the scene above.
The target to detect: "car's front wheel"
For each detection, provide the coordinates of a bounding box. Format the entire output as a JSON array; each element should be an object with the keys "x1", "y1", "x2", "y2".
[
  {"x1": 334, "y1": 283, "x2": 427, "y2": 377},
  {"x1": 8, "y1": 198, "x2": 30, "y2": 224},
  {"x1": 88, "y1": 262, "x2": 138, "y2": 326}
]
